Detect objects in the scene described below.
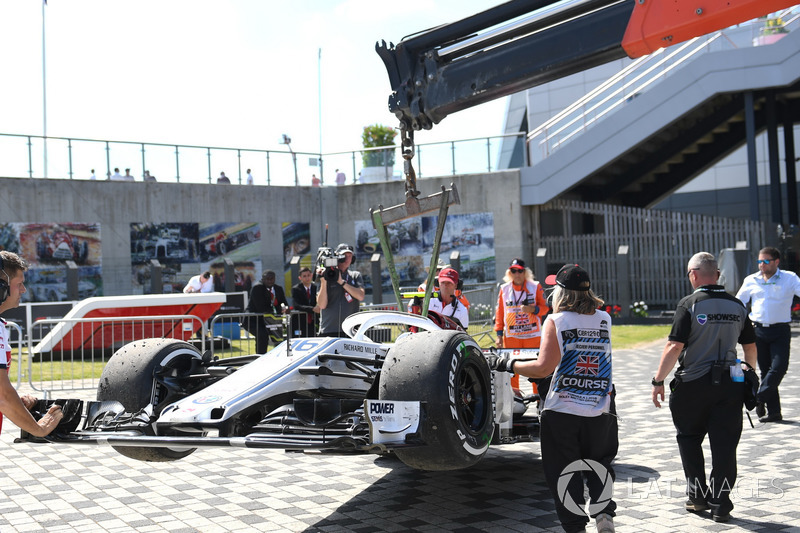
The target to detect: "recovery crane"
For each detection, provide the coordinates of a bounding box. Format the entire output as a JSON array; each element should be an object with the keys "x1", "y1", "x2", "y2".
[{"x1": 370, "y1": 0, "x2": 794, "y2": 309}]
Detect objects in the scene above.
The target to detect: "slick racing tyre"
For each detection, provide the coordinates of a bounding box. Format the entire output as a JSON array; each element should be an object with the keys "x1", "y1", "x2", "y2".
[
  {"x1": 379, "y1": 330, "x2": 494, "y2": 471},
  {"x1": 97, "y1": 339, "x2": 206, "y2": 462}
]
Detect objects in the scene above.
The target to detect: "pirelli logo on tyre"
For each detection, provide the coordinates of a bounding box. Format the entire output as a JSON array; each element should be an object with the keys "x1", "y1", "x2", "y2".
[{"x1": 447, "y1": 339, "x2": 494, "y2": 456}]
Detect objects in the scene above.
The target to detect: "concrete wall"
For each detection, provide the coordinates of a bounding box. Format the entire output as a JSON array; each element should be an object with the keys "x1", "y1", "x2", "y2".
[{"x1": 0, "y1": 170, "x2": 526, "y2": 296}]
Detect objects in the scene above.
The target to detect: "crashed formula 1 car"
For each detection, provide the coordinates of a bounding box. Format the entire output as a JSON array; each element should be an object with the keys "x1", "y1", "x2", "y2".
[{"x1": 22, "y1": 311, "x2": 539, "y2": 471}]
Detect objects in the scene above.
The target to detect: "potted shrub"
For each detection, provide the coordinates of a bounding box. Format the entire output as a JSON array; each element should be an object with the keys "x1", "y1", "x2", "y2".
[
  {"x1": 360, "y1": 124, "x2": 398, "y2": 183},
  {"x1": 754, "y1": 16, "x2": 789, "y2": 46}
]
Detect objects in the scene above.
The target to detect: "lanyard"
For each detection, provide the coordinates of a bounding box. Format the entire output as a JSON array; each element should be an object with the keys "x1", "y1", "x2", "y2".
[{"x1": 512, "y1": 286, "x2": 527, "y2": 306}]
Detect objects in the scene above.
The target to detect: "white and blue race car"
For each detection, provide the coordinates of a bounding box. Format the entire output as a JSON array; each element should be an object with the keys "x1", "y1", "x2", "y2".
[{"x1": 23, "y1": 310, "x2": 539, "y2": 471}]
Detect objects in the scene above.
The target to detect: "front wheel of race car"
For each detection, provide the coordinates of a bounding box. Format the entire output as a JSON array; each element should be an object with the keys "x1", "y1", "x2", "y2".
[
  {"x1": 97, "y1": 339, "x2": 206, "y2": 462},
  {"x1": 379, "y1": 330, "x2": 494, "y2": 471}
]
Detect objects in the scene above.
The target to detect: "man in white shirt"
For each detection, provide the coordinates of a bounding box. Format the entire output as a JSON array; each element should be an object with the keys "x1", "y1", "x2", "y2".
[
  {"x1": 246, "y1": 169, "x2": 254, "y2": 185},
  {"x1": 183, "y1": 271, "x2": 214, "y2": 293},
  {"x1": 0, "y1": 251, "x2": 63, "y2": 437},
  {"x1": 109, "y1": 168, "x2": 124, "y2": 181},
  {"x1": 736, "y1": 246, "x2": 800, "y2": 423}
]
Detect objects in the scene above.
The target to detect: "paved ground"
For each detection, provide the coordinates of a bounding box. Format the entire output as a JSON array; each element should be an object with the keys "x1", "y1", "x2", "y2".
[{"x1": 2, "y1": 331, "x2": 800, "y2": 533}]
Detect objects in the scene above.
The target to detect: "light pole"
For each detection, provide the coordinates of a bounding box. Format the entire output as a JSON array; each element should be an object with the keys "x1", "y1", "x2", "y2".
[
  {"x1": 318, "y1": 48, "x2": 323, "y2": 185},
  {"x1": 42, "y1": 1, "x2": 48, "y2": 178},
  {"x1": 281, "y1": 134, "x2": 298, "y2": 186}
]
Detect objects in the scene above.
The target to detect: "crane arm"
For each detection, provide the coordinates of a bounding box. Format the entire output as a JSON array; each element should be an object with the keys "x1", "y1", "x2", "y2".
[{"x1": 378, "y1": 0, "x2": 796, "y2": 131}]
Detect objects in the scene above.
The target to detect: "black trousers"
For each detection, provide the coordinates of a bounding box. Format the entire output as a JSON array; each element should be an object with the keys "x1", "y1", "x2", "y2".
[
  {"x1": 669, "y1": 369, "x2": 743, "y2": 512},
  {"x1": 754, "y1": 323, "x2": 790, "y2": 415},
  {"x1": 242, "y1": 315, "x2": 283, "y2": 354},
  {"x1": 540, "y1": 410, "x2": 618, "y2": 533}
]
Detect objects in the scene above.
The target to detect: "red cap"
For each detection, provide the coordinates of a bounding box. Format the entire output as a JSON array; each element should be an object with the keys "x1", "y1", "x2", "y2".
[{"x1": 438, "y1": 267, "x2": 459, "y2": 285}]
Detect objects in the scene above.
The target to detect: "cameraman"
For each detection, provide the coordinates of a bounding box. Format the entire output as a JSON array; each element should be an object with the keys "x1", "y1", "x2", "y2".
[{"x1": 317, "y1": 243, "x2": 365, "y2": 337}]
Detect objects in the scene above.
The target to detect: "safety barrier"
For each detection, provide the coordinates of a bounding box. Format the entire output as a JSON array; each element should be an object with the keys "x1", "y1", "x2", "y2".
[
  {"x1": 362, "y1": 284, "x2": 500, "y2": 344},
  {"x1": 15, "y1": 300, "x2": 502, "y2": 398},
  {"x1": 25, "y1": 314, "x2": 206, "y2": 397},
  {"x1": 210, "y1": 312, "x2": 279, "y2": 359},
  {"x1": 209, "y1": 310, "x2": 318, "y2": 359}
]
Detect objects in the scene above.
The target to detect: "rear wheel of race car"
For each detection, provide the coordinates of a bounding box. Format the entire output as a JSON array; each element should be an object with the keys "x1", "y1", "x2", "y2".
[
  {"x1": 97, "y1": 339, "x2": 206, "y2": 462},
  {"x1": 379, "y1": 330, "x2": 494, "y2": 471}
]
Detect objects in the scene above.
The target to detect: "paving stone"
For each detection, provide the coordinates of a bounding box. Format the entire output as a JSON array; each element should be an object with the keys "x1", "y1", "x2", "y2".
[{"x1": 3, "y1": 332, "x2": 800, "y2": 532}]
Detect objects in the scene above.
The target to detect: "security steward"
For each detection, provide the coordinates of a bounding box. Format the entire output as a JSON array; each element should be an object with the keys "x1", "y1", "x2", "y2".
[{"x1": 652, "y1": 252, "x2": 756, "y2": 523}]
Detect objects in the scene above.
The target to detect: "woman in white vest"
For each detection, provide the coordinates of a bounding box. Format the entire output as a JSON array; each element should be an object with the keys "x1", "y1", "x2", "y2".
[
  {"x1": 489, "y1": 264, "x2": 617, "y2": 533},
  {"x1": 494, "y1": 258, "x2": 549, "y2": 393}
]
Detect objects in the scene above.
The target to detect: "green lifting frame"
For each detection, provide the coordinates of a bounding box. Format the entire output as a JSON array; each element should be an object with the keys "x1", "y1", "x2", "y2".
[{"x1": 370, "y1": 183, "x2": 460, "y2": 316}]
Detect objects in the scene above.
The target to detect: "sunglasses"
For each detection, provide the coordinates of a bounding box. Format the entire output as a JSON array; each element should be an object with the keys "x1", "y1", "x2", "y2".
[
  {"x1": 757, "y1": 259, "x2": 773, "y2": 265},
  {"x1": 509, "y1": 267, "x2": 524, "y2": 273}
]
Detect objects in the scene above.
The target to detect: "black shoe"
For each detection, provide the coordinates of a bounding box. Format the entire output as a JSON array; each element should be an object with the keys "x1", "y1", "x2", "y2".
[
  {"x1": 759, "y1": 413, "x2": 783, "y2": 423},
  {"x1": 685, "y1": 498, "x2": 709, "y2": 512},
  {"x1": 710, "y1": 502, "x2": 732, "y2": 523},
  {"x1": 711, "y1": 508, "x2": 731, "y2": 523},
  {"x1": 756, "y1": 402, "x2": 766, "y2": 418}
]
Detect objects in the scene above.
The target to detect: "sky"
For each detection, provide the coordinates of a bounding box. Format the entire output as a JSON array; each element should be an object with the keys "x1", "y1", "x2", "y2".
[{"x1": 0, "y1": 0, "x2": 510, "y2": 183}]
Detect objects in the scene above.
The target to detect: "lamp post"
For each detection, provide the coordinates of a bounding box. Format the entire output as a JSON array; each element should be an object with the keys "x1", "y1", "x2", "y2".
[
  {"x1": 318, "y1": 48, "x2": 323, "y2": 185},
  {"x1": 281, "y1": 134, "x2": 298, "y2": 186},
  {"x1": 42, "y1": 1, "x2": 48, "y2": 178}
]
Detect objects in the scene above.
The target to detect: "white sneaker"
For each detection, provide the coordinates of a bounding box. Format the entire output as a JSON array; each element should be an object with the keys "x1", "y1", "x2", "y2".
[{"x1": 596, "y1": 513, "x2": 615, "y2": 533}]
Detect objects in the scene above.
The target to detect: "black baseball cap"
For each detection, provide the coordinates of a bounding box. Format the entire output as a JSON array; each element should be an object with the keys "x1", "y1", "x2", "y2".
[
  {"x1": 545, "y1": 264, "x2": 591, "y2": 291},
  {"x1": 509, "y1": 258, "x2": 525, "y2": 269}
]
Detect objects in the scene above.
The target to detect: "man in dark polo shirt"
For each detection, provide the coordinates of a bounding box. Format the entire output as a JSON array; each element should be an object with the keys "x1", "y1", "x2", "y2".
[
  {"x1": 317, "y1": 243, "x2": 364, "y2": 337},
  {"x1": 651, "y1": 252, "x2": 756, "y2": 523}
]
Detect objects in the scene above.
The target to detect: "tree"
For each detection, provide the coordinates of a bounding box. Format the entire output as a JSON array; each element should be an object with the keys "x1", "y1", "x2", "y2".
[{"x1": 361, "y1": 124, "x2": 398, "y2": 167}]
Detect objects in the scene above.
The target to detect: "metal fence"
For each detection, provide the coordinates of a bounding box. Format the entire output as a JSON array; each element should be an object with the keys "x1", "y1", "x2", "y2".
[
  {"x1": 209, "y1": 311, "x2": 288, "y2": 360},
  {"x1": 364, "y1": 283, "x2": 499, "y2": 343},
  {"x1": 0, "y1": 132, "x2": 525, "y2": 186},
  {"x1": 537, "y1": 199, "x2": 765, "y2": 309},
  {"x1": 11, "y1": 294, "x2": 505, "y2": 398},
  {"x1": 23, "y1": 315, "x2": 206, "y2": 396}
]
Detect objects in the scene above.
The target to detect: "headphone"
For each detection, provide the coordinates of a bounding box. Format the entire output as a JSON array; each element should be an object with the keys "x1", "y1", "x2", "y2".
[{"x1": 0, "y1": 255, "x2": 8, "y2": 304}]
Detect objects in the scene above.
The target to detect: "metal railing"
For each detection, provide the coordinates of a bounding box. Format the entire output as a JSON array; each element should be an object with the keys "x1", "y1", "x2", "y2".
[
  {"x1": 0, "y1": 132, "x2": 526, "y2": 186},
  {"x1": 26, "y1": 314, "x2": 206, "y2": 396},
  {"x1": 13, "y1": 297, "x2": 502, "y2": 397},
  {"x1": 462, "y1": 284, "x2": 499, "y2": 343},
  {"x1": 526, "y1": 10, "x2": 800, "y2": 165},
  {"x1": 209, "y1": 311, "x2": 283, "y2": 360}
]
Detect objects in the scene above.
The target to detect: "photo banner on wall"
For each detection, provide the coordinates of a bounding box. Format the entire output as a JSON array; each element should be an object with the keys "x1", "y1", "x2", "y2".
[
  {"x1": 282, "y1": 222, "x2": 311, "y2": 289},
  {"x1": 352, "y1": 212, "x2": 495, "y2": 294},
  {"x1": 422, "y1": 212, "x2": 495, "y2": 283},
  {"x1": 14, "y1": 222, "x2": 103, "y2": 302},
  {"x1": 130, "y1": 222, "x2": 261, "y2": 294}
]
